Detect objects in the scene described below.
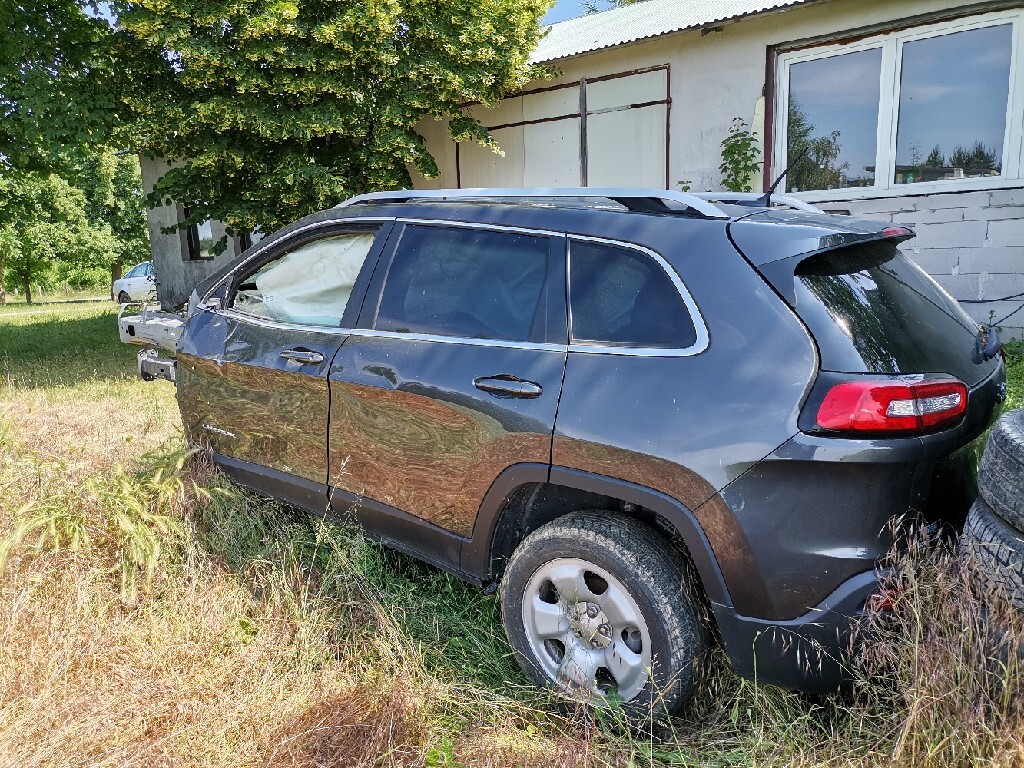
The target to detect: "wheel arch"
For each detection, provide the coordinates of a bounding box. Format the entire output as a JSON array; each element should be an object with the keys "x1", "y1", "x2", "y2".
[{"x1": 462, "y1": 464, "x2": 733, "y2": 610}]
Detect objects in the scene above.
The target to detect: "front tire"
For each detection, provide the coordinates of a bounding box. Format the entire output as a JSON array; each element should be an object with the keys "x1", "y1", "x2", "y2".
[
  {"x1": 117, "y1": 290, "x2": 131, "y2": 304},
  {"x1": 500, "y1": 511, "x2": 709, "y2": 717}
]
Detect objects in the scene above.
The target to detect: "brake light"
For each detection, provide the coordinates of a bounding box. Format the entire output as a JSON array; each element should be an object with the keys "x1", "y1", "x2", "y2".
[{"x1": 816, "y1": 378, "x2": 967, "y2": 434}]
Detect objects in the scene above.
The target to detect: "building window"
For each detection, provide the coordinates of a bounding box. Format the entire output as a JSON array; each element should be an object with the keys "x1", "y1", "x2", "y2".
[
  {"x1": 179, "y1": 205, "x2": 215, "y2": 261},
  {"x1": 775, "y1": 11, "x2": 1022, "y2": 198}
]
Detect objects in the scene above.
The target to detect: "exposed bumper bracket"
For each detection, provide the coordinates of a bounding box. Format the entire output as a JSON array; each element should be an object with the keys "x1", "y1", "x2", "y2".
[{"x1": 138, "y1": 348, "x2": 176, "y2": 383}]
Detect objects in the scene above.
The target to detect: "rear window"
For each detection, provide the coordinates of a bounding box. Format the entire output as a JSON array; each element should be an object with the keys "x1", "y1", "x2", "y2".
[{"x1": 791, "y1": 242, "x2": 990, "y2": 385}]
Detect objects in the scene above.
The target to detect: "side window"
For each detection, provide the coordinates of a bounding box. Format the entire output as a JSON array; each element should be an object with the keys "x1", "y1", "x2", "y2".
[
  {"x1": 569, "y1": 240, "x2": 697, "y2": 349},
  {"x1": 144, "y1": 263, "x2": 154, "y2": 277},
  {"x1": 232, "y1": 231, "x2": 378, "y2": 327},
  {"x1": 375, "y1": 225, "x2": 551, "y2": 343},
  {"x1": 125, "y1": 264, "x2": 144, "y2": 278}
]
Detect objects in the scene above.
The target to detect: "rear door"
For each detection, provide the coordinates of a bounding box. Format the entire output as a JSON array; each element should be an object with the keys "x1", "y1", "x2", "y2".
[
  {"x1": 176, "y1": 221, "x2": 392, "y2": 506},
  {"x1": 325, "y1": 221, "x2": 567, "y2": 560}
]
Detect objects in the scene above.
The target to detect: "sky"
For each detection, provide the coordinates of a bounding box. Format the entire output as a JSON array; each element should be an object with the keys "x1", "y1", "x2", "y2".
[{"x1": 543, "y1": 0, "x2": 594, "y2": 24}]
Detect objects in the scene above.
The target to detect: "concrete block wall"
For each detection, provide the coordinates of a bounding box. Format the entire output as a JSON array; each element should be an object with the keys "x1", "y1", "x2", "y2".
[{"x1": 832, "y1": 190, "x2": 1024, "y2": 340}]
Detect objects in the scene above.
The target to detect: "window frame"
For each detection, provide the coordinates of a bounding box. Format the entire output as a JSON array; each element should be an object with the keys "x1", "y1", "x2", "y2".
[
  {"x1": 224, "y1": 222, "x2": 388, "y2": 330},
  {"x1": 368, "y1": 220, "x2": 564, "y2": 346},
  {"x1": 566, "y1": 235, "x2": 709, "y2": 357},
  {"x1": 773, "y1": 9, "x2": 1024, "y2": 201}
]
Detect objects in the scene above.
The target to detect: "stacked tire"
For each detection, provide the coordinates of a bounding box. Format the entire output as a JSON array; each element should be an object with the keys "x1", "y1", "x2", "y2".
[{"x1": 962, "y1": 409, "x2": 1024, "y2": 611}]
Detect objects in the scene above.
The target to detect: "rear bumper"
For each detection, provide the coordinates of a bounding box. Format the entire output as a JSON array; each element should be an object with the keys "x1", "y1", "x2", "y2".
[{"x1": 715, "y1": 569, "x2": 880, "y2": 693}]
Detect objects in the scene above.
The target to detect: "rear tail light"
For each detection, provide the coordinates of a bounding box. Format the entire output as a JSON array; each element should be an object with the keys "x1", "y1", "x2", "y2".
[{"x1": 816, "y1": 377, "x2": 967, "y2": 434}]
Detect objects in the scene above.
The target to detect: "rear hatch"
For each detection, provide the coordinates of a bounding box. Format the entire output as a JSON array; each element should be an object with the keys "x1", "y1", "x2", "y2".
[
  {"x1": 730, "y1": 212, "x2": 999, "y2": 383},
  {"x1": 729, "y1": 211, "x2": 1003, "y2": 436}
]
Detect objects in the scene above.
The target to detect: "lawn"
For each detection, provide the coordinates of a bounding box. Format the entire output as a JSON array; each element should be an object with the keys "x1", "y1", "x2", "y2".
[{"x1": 1, "y1": 301, "x2": 1022, "y2": 767}]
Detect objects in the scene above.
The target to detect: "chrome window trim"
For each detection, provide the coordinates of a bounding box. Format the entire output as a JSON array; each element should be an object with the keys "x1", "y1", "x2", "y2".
[
  {"x1": 204, "y1": 217, "x2": 395, "y2": 301},
  {"x1": 216, "y1": 220, "x2": 709, "y2": 359},
  {"x1": 215, "y1": 308, "x2": 565, "y2": 350},
  {"x1": 394, "y1": 217, "x2": 563, "y2": 238},
  {"x1": 566, "y1": 235, "x2": 710, "y2": 358}
]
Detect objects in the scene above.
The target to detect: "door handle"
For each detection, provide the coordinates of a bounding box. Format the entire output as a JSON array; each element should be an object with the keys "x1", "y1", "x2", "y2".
[
  {"x1": 473, "y1": 375, "x2": 543, "y2": 399},
  {"x1": 281, "y1": 349, "x2": 325, "y2": 365}
]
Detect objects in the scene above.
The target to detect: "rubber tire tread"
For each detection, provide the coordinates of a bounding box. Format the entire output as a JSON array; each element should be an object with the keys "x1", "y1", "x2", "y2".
[
  {"x1": 117, "y1": 291, "x2": 131, "y2": 304},
  {"x1": 500, "y1": 510, "x2": 710, "y2": 718},
  {"x1": 962, "y1": 497, "x2": 1024, "y2": 612},
  {"x1": 978, "y1": 409, "x2": 1024, "y2": 530}
]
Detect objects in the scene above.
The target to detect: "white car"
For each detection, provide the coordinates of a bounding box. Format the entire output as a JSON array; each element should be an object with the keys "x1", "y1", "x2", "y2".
[{"x1": 113, "y1": 261, "x2": 157, "y2": 303}]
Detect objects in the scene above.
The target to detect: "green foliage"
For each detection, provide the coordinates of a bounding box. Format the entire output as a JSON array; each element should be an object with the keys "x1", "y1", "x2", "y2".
[
  {"x1": 114, "y1": 0, "x2": 554, "y2": 248},
  {"x1": 0, "y1": 149, "x2": 150, "y2": 300},
  {"x1": 786, "y1": 99, "x2": 847, "y2": 192},
  {"x1": 719, "y1": 118, "x2": 762, "y2": 193},
  {"x1": 0, "y1": 447, "x2": 199, "y2": 600},
  {"x1": 0, "y1": 2, "x2": 125, "y2": 174},
  {"x1": 950, "y1": 141, "x2": 999, "y2": 174},
  {"x1": 924, "y1": 145, "x2": 945, "y2": 167}
]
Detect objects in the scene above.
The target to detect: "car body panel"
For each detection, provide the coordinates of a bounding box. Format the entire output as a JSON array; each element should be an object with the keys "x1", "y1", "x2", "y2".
[{"x1": 326, "y1": 223, "x2": 569, "y2": 537}]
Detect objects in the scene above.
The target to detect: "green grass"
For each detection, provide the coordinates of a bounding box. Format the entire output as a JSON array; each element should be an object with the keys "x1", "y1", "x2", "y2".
[{"x1": 0, "y1": 302, "x2": 1022, "y2": 767}]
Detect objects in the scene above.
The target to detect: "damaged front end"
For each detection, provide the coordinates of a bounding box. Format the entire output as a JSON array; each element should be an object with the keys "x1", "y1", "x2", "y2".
[{"x1": 118, "y1": 301, "x2": 184, "y2": 383}]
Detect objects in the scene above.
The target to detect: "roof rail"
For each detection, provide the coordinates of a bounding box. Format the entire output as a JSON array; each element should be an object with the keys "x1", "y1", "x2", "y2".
[
  {"x1": 337, "y1": 187, "x2": 730, "y2": 219},
  {"x1": 691, "y1": 192, "x2": 825, "y2": 214}
]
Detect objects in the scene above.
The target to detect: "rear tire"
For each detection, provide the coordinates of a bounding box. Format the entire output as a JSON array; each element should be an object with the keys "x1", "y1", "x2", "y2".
[
  {"x1": 500, "y1": 511, "x2": 709, "y2": 718},
  {"x1": 978, "y1": 409, "x2": 1024, "y2": 531},
  {"x1": 117, "y1": 291, "x2": 131, "y2": 304},
  {"x1": 962, "y1": 497, "x2": 1024, "y2": 611}
]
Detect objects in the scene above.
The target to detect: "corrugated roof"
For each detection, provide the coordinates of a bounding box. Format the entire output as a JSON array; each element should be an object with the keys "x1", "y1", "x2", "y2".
[{"x1": 532, "y1": 0, "x2": 816, "y2": 63}]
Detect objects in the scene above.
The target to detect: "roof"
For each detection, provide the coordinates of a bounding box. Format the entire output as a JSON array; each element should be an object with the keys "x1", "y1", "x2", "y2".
[{"x1": 532, "y1": 0, "x2": 818, "y2": 63}]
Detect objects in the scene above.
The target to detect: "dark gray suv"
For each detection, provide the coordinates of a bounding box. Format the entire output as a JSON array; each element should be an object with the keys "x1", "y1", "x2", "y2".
[{"x1": 167, "y1": 188, "x2": 1005, "y2": 716}]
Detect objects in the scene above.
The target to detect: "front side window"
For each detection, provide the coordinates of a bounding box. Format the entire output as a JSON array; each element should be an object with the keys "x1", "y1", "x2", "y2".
[
  {"x1": 232, "y1": 231, "x2": 377, "y2": 327},
  {"x1": 569, "y1": 240, "x2": 697, "y2": 349},
  {"x1": 777, "y1": 12, "x2": 1021, "y2": 196},
  {"x1": 375, "y1": 225, "x2": 552, "y2": 342}
]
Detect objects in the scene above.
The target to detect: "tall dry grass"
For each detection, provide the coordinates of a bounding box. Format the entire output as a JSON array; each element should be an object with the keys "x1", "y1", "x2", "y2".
[{"x1": 1, "y1": 303, "x2": 1023, "y2": 766}]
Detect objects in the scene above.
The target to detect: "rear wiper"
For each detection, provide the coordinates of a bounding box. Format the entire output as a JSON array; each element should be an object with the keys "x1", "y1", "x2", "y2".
[{"x1": 973, "y1": 324, "x2": 1001, "y2": 363}]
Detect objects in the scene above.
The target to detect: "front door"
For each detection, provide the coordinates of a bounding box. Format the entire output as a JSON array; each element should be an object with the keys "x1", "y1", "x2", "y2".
[
  {"x1": 326, "y1": 222, "x2": 567, "y2": 553},
  {"x1": 176, "y1": 221, "x2": 392, "y2": 506}
]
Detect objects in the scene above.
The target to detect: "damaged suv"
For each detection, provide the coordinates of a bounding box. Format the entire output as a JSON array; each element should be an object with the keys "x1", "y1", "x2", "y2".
[{"x1": 126, "y1": 188, "x2": 1006, "y2": 715}]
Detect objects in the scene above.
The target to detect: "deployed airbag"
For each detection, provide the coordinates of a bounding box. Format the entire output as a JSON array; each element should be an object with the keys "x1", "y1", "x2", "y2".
[{"x1": 235, "y1": 233, "x2": 375, "y2": 325}]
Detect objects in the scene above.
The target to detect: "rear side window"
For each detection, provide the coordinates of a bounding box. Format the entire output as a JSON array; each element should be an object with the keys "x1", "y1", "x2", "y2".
[
  {"x1": 232, "y1": 231, "x2": 377, "y2": 326},
  {"x1": 793, "y1": 241, "x2": 986, "y2": 383},
  {"x1": 375, "y1": 225, "x2": 552, "y2": 343},
  {"x1": 569, "y1": 240, "x2": 697, "y2": 349}
]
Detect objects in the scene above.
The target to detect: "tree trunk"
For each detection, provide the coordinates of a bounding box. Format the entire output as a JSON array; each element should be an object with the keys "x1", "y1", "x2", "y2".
[
  {"x1": 110, "y1": 261, "x2": 122, "y2": 300},
  {"x1": 24, "y1": 277, "x2": 32, "y2": 305}
]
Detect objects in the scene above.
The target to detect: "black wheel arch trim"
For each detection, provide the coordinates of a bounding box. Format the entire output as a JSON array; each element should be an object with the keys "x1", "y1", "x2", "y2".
[{"x1": 462, "y1": 463, "x2": 734, "y2": 610}]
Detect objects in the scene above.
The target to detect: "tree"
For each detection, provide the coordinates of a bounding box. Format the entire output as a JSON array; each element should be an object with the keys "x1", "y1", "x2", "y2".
[
  {"x1": 785, "y1": 99, "x2": 847, "y2": 192},
  {"x1": 924, "y1": 145, "x2": 945, "y2": 167},
  {"x1": 113, "y1": 0, "x2": 554, "y2": 249},
  {"x1": 950, "y1": 142, "x2": 999, "y2": 176},
  {"x1": 0, "y1": 172, "x2": 117, "y2": 302},
  {"x1": 0, "y1": 2, "x2": 124, "y2": 175}
]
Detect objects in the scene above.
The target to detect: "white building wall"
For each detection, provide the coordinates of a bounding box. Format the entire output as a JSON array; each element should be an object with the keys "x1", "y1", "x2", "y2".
[{"x1": 414, "y1": 0, "x2": 1024, "y2": 336}]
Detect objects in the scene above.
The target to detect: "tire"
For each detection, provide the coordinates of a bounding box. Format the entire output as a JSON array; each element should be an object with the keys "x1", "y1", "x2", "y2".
[
  {"x1": 500, "y1": 511, "x2": 710, "y2": 718},
  {"x1": 978, "y1": 409, "x2": 1024, "y2": 530},
  {"x1": 117, "y1": 291, "x2": 131, "y2": 304},
  {"x1": 962, "y1": 497, "x2": 1024, "y2": 612}
]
